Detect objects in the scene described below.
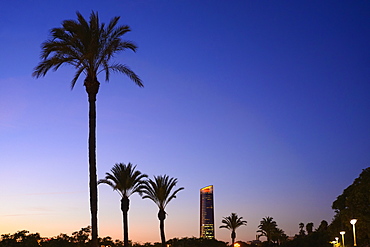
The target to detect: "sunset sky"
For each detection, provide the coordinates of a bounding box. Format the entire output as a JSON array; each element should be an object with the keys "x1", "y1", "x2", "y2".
[{"x1": 1, "y1": 0, "x2": 370, "y2": 244}]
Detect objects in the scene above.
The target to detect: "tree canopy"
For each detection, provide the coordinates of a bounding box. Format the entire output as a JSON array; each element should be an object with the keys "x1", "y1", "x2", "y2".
[{"x1": 330, "y1": 167, "x2": 370, "y2": 246}]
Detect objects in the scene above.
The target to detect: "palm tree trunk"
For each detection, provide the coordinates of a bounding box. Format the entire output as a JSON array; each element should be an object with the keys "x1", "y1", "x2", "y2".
[
  {"x1": 231, "y1": 230, "x2": 236, "y2": 247},
  {"x1": 85, "y1": 77, "x2": 100, "y2": 247},
  {"x1": 121, "y1": 197, "x2": 130, "y2": 247},
  {"x1": 158, "y1": 209, "x2": 166, "y2": 247}
]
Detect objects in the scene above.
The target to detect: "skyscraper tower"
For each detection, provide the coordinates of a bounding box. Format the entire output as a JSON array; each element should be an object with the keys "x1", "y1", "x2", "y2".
[{"x1": 200, "y1": 185, "x2": 215, "y2": 239}]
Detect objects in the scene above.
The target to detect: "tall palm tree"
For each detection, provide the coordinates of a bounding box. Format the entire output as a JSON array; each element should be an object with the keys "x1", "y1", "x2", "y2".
[
  {"x1": 98, "y1": 163, "x2": 147, "y2": 247},
  {"x1": 33, "y1": 12, "x2": 143, "y2": 247},
  {"x1": 142, "y1": 175, "x2": 184, "y2": 247},
  {"x1": 219, "y1": 213, "x2": 247, "y2": 247},
  {"x1": 257, "y1": 216, "x2": 277, "y2": 246}
]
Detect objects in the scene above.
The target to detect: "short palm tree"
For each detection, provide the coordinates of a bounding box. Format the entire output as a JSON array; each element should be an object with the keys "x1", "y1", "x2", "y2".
[
  {"x1": 257, "y1": 216, "x2": 277, "y2": 246},
  {"x1": 220, "y1": 213, "x2": 247, "y2": 247},
  {"x1": 33, "y1": 11, "x2": 143, "y2": 247},
  {"x1": 98, "y1": 163, "x2": 147, "y2": 247},
  {"x1": 306, "y1": 222, "x2": 313, "y2": 234},
  {"x1": 271, "y1": 227, "x2": 287, "y2": 245},
  {"x1": 299, "y1": 222, "x2": 305, "y2": 235},
  {"x1": 142, "y1": 175, "x2": 184, "y2": 247}
]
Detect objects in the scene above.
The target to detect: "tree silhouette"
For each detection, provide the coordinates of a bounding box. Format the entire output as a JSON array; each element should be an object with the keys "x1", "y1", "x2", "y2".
[
  {"x1": 271, "y1": 227, "x2": 288, "y2": 245},
  {"x1": 72, "y1": 226, "x2": 91, "y2": 247},
  {"x1": 219, "y1": 213, "x2": 247, "y2": 247},
  {"x1": 306, "y1": 222, "x2": 314, "y2": 235},
  {"x1": 257, "y1": 216, "x2": 277, "y2": 246},
  {"x1": 167, "y1": 237, "x2": 227, "y2": 247},
  {"x1": 142, "y1": 175, "x2": 184, "y2": 247},
  {"x1": 299, "y1": 223, "x2": 306, "y2": 236},
  {"x1": 0, "y1": 230, "x2": 41, "y2": 247},
  {"x1": 317, "y1": 220, "x2": 328, "y2": 232},
  {"x1": 33, "y1": 11, "x2": 143, "y2": 247},
  {"x1": 99, "y1": 163, "x2": 147, "y2": 246},
  {"x1": 330, "y1": 167, "x2": 370, "y2": 246}
]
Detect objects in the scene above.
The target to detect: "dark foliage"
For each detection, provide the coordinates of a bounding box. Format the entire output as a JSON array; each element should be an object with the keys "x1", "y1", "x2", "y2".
[
  {"x1": 167, "y1": 237, "x2": 227, "y2": 247},
  {"x1": 329, "y1": 167, "x2": 370, "y2": 246},
  {"x1": 0, "y1": 231, "x2": 228, "y2": 247},
  {"x1": 280, "y1": 230, "x2": 331, "y2": 247},
  {"x1": 0, "y1": 230, "x2": 41, "y2": 247}
]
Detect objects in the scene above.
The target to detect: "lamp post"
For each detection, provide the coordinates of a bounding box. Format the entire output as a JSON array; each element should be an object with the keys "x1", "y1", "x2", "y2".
[
  {"x1": 340, "y1": 231, "x2": 346, "y2": 247},
  {"x1": 350, "y1": 219, "x2": 357, "y2": 246},
  {"x1": 335, "y1": 237, "x2": 339, "y2": 245}
]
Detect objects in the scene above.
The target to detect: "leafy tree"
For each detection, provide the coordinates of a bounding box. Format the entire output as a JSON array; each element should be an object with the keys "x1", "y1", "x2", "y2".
[
  {"x1": 167, "y1": 237, "x2": 227, "y2": 247},
  {"x1": 142, "y1": 175, "x2": 184, "y2": 247},
  {"x1": 71, "y1": 226, "x2": 91, "y2": 247},
  {"x1": 306, "y1": 223, "x2": 313, "y2": 235},
  {"x1": 0, "y1": 227, "x2": 129, "y2": 247},
  {"x1": 219, "y1": 213, "x2": 247, "y2": 247},
  {"x1": 330, "y1": 167, "x2": 370, "y2": 246},
  {"x1": 257, "y1": 216, "x2": 277, "y2": 245},
  {"x1": 298, "y1": 223, "x2": 305, "y2": 236},
  {"x1": 33, "y1": 11, "x2": 143, "y2": 247},
  {"x1": 98, "y1": 163, "x2": 148, "y2": 246},
  {"x1": 99, "y1": 236, "x2": 116, "y2": 247},
  {"x1": 316, "y1": 220, "x2": 328, "y2": 232},
  {"x1": 41, "y1": 233, "x2": 74, "y2": 247},
  {"x1": 271, "y1": 228, "x2": 288, "y2": 245},
  {"x1": 281, "y1": 225, "x2": 330, "y2": 247},
  {"x1": 0, "y1": 230, "x2": 41, "y2": 247}
]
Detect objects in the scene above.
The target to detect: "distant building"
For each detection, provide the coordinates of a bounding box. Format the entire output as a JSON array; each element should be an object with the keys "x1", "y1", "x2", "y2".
[{"x1": 200, "y1": 185, "x2": 215, "y2": 239}]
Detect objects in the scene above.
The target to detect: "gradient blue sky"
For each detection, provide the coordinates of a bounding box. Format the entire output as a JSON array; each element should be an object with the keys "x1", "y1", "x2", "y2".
[{"x1": 1, "y1": 0, "x2": 369, "y2": 244}]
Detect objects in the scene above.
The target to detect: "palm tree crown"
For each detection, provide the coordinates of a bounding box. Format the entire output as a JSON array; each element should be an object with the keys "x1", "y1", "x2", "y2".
[
  {"x1": 220, "y1": 213, "x2": 247, "y2": 231},
  {"x1": 142, "y1": 175, "x2": 184, "y2": 211},
  {"x1": 33, "y1": 11, "x2": 143, "y2": 88},
  {"x1": 98, "y1": 163, "x2": 148, "y2": 198}
]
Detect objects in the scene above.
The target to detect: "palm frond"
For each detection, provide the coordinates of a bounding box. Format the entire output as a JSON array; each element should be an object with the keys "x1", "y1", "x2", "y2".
[
  {"x1": 70, "y1": 64, "x2": 86, "y2": 89},
  {"x1": 117, "y1": 41, "x2": 137, "y2": 52},
  {"x1": 107, "y1": 16, "x2": 120, "y2": 35},
  {"x1": 108, "y1": 64, "x2": 143, "y2": 87}
]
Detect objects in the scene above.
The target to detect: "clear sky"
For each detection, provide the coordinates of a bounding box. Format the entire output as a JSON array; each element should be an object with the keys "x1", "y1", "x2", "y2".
[{"x1": 1, "y1": 0, "x2": 369, "y2": 244}]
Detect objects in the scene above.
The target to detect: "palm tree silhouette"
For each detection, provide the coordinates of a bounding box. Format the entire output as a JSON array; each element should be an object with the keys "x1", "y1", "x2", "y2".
[
  {"x1": 98, "y1": 163, "x2": 147, "y2": 247},
  {"x1": 142, "y1": 175, "x2": 184, "y2": 247},
  {"x1": 33, "y1": 11, "x2": 143, "y2": 247},
  {"x1": 257, "y1": 216, "x2": 277, "y2": 246},
  {"x1": 220, "y1": 213, "x2": 247, "y2": 247},
  {"x1": 299, "y1": 222, "x2": 306, "y2": 235},
  {"x1": 306, "y1": 222, "x2": 314, "y2": 234}
]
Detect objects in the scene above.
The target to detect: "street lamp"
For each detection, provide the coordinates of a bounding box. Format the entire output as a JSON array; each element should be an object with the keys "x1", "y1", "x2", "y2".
[
  {"x1": 350, "y1": 219, "x2": 357, "y2": 246},
  {"x1": 335, "y1": 237, "x2": 339, "y2": 245},
  {"x1": 340, "y1": 231, "x2": 346, "y2": 247}
]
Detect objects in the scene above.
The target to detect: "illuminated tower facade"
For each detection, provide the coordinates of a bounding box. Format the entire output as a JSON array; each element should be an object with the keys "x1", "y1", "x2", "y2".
[{"x1": 200, "y1": 185, "x2": 215, "y2": 239}]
